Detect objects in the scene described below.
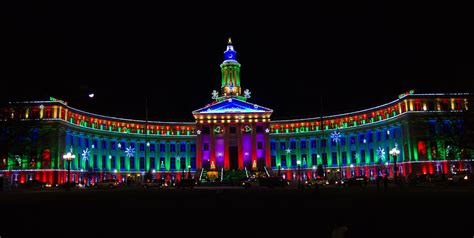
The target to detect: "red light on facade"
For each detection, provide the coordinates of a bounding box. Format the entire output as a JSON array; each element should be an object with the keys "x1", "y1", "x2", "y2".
[
  {"x1": 275, "y1": 124, "x2": 280, "y2": 128},
  {"x1": 126, "y1": 124, "x2": 130, "y2": 128},
  {"x1": 285, "y1": 124, "x2": 289, "y2": 128},
  {"x1": 306, "y1": 122, "x2": 309, "y2": 126},
  {"x1": 176, "y1": 126, "x2": 180, "y2": 130},
  {"x1": 166, "y1": 126, "x2": 170, "y2": 130},
  {"x1": 354, "y1": 115, "x2": 358, "y2": 120},
  {"x1": 186, "y1": 126, "x2": 190, "y2": 130}
]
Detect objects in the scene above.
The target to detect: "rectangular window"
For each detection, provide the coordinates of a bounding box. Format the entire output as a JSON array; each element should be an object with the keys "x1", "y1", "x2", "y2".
[
  {"x1": 271, "y1": 142, "x2": 276, "y2": 150},
  {"x1": 311, "y1": 154, "x2": 317, "y2": 165},
  {"x1": 341, "y1": 137, "x2": 346, "y2": 146},
  {"x1": 257, "y1": 142, "x2": 263, "y2": 150},
  {"x1": 78, "y1": 137, "x2": 82, "y2": 147},
  {"x1": 302, "y1": 154, "x2": 308, "y2": 165},
  {"x1": 150, "y1": 144, "x2": 155, "y2": 152},
  {"x1": 322, "y1": 153, "x2": 328, "y2": 166},
  {"x1": 130, "y1": 158, "x2": 135, "y2": 170},
  {"x1": 130, "y1": 143, "x2": 135, "y2": 149},
  {"x1": 159, "y1": 157, "x2": 166, "y2": 170},
  {"x1": 351, "y1": 151, "x2": 356, "y2": 164},
  {"x1": 370, "y1": 149, "x2": 374, "y2": 163},
  {"x1": 386, "y1": 130, "x2": 390, "y2": 140},
  {"x1": 93, "y1": 140, "x2": 98, "y2": 149},
  {"x1": 359, "y1": 134, "x2": 365, "y2": 144},
  {"x1": 291, "y1": 155, "x2": 297, "y2": 167},
  {"x1": 290, "y1": 141, "x2": 296, "y2": 150},
  {"x1": 203, "y1": 127, "x2": 210, "y2": 134},
  {"x1": 256, "y1": 126, "x2": 263, "y2": 133},
  {"x1": 332, "y1": 152, "x2": 338, "y2": 165},
  {"x1": 368, "y1": 132, "x2": 373, "y2": 143},
  {"x1": 204, "y1": 143, "x2": 209, "y2": 151},
  {"x1": 280, "y1": 142, "x2": 286, "y2": 150},
  {"x1": 230, "y1": 127, "x2": 237, "y2": 134},
  {"x1": 360, "y1": 150, "x2": 366, "y2": 164},
  {"x1": 111, "y1": 142, "x2": 116, "y2": 150},
  {"x1": 311, "y1": 139, "x2": 316, "y2": 148},
  {"x1": 271, "y1": 156, "x2": 276, "y2": 167},
  {"x1": 321, "y1": 139, "x2": 327, "y2": 148},
  {"x1": 377, "y1": 132, "x2": 381, "y2": 141},
  {"x1": 140, "y1": 143, "x2": 145, "y2": 152},
  {"x1": 102, "y1": 141, "x2": 107, "y2": 149},
  {"x1": 350, "y1": 136, "x2": 355, "y2": 145},
  {"x1": 140, "y1": 157, "x2": 145, "y2": 170},
  {"x1": 111, "y1": 156, "x2": 116, "y2": 169},
  {"x1": 180, "y1": 158, "x2": 186, "y2": 169},
  {"x1": 342, "y1": 152, "x2": 347, "y2": 165},
  {"x1": 93, "y1": 155, "x2": 98, "y2": 169},
  {"x1": 300, "y1": 140, "x2": 306, "y2": 149},
  {"x1": 120, "y1": 157, "x2": 125, "y2": 170},
  {"x1": 280, "y1": 155, "x2": 287, "y2": 167},
  {"x1": 180, "y1": 143, "x2": 186, "y2": 152},
  {"x1": 170, "y1": 157, "x2": 176, "y2": 170},
  {"x1": 170, "y1": 144, "x2": 176, "y2": 152},
  {"x1": 120, "y1": 142, "x2": 126, "y2": 150},
  {"x1": 150, "y1": 157, "x2": 156, "y2": 170},
  {"x1": 85, "y1": 139, "x2": 89, "y2": 147},
  {"x1": 190, "y1": 144, "x2": 196, "y2": 152},
  {"x1": 160, "y1": 143, "x2": 166, "y2": 152},
  {"x1": 102, "y1": 155, "x2": 106, "y2": 169},
  {"x1": 191, "y1": 157, "x2": 196, "y2": 169}
]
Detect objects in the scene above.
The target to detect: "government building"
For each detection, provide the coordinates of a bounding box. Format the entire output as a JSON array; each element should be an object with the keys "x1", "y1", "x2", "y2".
[{"x1": 1, "y1": 39, "x2": 473, "y2": 185}]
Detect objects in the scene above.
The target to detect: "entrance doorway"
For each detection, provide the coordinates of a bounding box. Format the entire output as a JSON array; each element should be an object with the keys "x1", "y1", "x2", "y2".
[{"x1": 229, "y1": 146, "x2": 239, "y2": 170}]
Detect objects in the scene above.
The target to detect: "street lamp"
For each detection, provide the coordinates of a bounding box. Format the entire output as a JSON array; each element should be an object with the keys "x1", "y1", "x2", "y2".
[
  {"x1": 390, "y1": 145, "x2": 400, "y2": 185},
  {"x1": 187, "y1": 165, "x2": 191, "y2": 179},
  {"x1": 297, "y1": 160, "x2": 301, "y2": 189},
  {"x1": 63, "y1": 151, "x2": 75, "y2": 187}
]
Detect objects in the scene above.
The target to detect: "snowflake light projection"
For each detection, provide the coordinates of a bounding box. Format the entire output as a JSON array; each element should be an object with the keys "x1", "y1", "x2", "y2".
[{"x1": 125, "y1": 146, "x2": 135, "y2": 158}]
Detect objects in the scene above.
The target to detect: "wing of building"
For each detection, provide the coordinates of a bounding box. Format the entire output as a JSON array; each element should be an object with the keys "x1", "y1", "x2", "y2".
[{"x1": 1, "y1": 38, "x2": 473, "y2": 185}]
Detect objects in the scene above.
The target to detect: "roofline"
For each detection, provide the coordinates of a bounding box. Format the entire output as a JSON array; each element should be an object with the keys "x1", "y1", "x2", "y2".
[{"x1": 192, "y1": 97, "x2": 273, "y2": 114}]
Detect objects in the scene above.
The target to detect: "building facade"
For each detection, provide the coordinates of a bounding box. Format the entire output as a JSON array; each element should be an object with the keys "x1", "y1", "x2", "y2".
[{"x1": 1, "y1": 39, "x2": 473, "y2": 185}]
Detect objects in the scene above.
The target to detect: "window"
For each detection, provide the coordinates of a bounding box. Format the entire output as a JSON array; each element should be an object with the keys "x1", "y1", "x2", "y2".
[
  {"x1": 150, "y1": 144, "x2": 155, "y2": 152},
  {"x1": 321, "y1": 139, "x2": 327, "y2": 148},
  {"x1": 256, "y1": 126, "x2": 263, "y2": 133},
  {"x1": 291, "y1": 155, "x2": 297, "y2": 167},
  {"x1": 280, "y1": 142, "x2": 286, "y2": 150},
  {"x1": 290, "y1": 141, "x2": 296, "y2": 149},
  {"x1": 311, "y1": 140, "x2": 316, "y2": 148},
  {"x1": 170, "y1": 144, "x2": 176, "y2": 152},
  {"x1": 160, "y1": 143, "x2": 166, "y2": 152},
  {"x1": 257, "y1": 142, "x2": 263, "y2": 150},
  {"x1": 120, "y1": 157, "x2": 125, "y2": 170},
  {"x1": 150, "y1": 157, "x2": 156, "y2": 170},
  {"x1": 280, "y1": 155, "x2": 287, "y2": 167},
  {"x1": 271, "y1": 142, "x2": 276, "y2": 150},
  {"x1": 322, "y1": 153, "x2": 328, "y2": 166},
  {"x1": 111, "y1": 142, "x2": 116, "y2": 150},
  {"x1": 340, "y1": 137, "x2": 346, "y2": 145},
  {"x1": 203, "y1": 127, "x2": 210, "y2": 134},
  {"x1": 359, "y1": 134, "x2": 365, "y2": 144},
  {"x1": 120, "y1": 142, "x2": 126, "y2": 150},
  {"x1": 130, "y1": 158, "x2": 135, "y2": 170},
  {"x1": 370, "y1": 149, "x2": 374, "y2": 163},
  {"x1": 230, "y1": 127, "x2": 236, "y2": 134},
  {"x1": 350, "y1": 136, "x2": 355, "y2": 145},
  {"x1": 180, "y1": 158, "x2": 186, "y2": 169},
  {"x1": 342, "y1": 152, "x2": 347, "y2": 165},
  {"x1": 140, "y1": 157, "x2": 145, "y2": 170},
  {"x1": 85, "y1": 139, "x2": 89, "y2": 147},
  {"x1": 385, "y1": 130, "x2": 390, "y2": 140},
  {"x1": 170, "y1": 157, "x2": 176, "y2": 170},
  {"x1": 111, "y1": 156, "x2": 116, "y2": 169},
  {"x1": 78, "y1": 137, "x2": 82, "y2": 147},
  {"x1": 180, "y1": 143, "x2": 186, "y2": 152},
  {"x1": 311, "y1": 154, "x2": 317, "y2": 164},
  {"x1": 190, "y1": 144, "x2": 196, "y2": 152},
  {"x1": 93, "y1": 155, "x2": 98, "y2": 169},
  {"x1": 351, "y1": 151, "x2": 356, "y2": 164},
  {"x1": 159, "y1": 157, "x2": 166, "y2": 170},
  {"x1": 191, "y1": 157, "x2": 196, "y2": 169},
  {"x1": 360, "y1": 150, "x2": 366, "y2": 164},
  {"x1": 377, "y1": 132, "x2": 381, "y2": 141},
  {"x1": 102, "y1": 141, "x2": 107, "y2": 149},
  {"x1": 368, "y1": 132, "x2": 373, "y2": 143},
  {"x1": 302, "y1": 154, "x2": 308, "y2": 165},
  {"x1": 140, "y1": 143, "x2": 145, "y2": 152},
  {"x1": 93, "y1": 140, "x2": 98, "y2": 149},
  {"x1": 271, "y1": 156, "x2": 276, "y2": 167},
  {"x1": 332, "y1": 152, "x2": 338, "y2": 165},
  {"x1": 203, "y1": 143, "x2": 209, "y2": 151},
  {"x1": 301, "y1": 140, "x2": 306, "y2": 149},
  {"x1": 102, "y1": 155, "x2": 106, "y2": 169},
  {"x1": 130, "y1": 143, "x2": 135, "y2": 149}
]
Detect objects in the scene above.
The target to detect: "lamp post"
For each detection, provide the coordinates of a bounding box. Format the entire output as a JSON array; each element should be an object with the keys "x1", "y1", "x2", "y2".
[
  {"x1": 63, "y1": 151, "x2": 75, "y2": 188},
  {"x1": 390, "y1": 145, "x2": 400, "y2": 185},
  {"x1": 297, "y1": 160, "x2": 301, "y2": 189},
  {"x1": 187, "y1": 165, "x2": 191, "y2": 179}
]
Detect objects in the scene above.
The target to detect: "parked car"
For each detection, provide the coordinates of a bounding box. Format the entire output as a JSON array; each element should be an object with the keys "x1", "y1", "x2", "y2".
[
  {"x1": 95, "y1": 179, "x2": 120, "y2": 188},
  {"x1": 21, "y1": 180, "x2": 50, "y2": 189},
  {"x1": 448, "y1": 170, "x2": 471, "y2": 184},
  {"x1": 143, "y1": 179, "x2": 166, "y2": 189}
]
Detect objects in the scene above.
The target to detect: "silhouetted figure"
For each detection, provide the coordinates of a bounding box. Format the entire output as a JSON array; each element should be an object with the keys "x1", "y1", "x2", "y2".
[
  {"x1": 383, "y1": 175, "x2": 388, "y2": 192},
  {"x1": 376, "y1": 176, "x2": 381, "y2": 191}
]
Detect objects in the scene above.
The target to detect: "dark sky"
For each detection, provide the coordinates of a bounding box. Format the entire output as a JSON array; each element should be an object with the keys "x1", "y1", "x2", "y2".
[{"x1": 2, "y1": 1, "x2": 473, "y2": 121}]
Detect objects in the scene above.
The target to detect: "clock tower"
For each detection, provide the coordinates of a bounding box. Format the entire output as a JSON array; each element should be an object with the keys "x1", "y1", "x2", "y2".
[{"x1": 220, "y1": 37, "x2": 243, "y2": 99}]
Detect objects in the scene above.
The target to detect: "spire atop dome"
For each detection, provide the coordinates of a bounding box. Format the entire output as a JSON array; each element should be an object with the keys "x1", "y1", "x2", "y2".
[{"x1": 228, "y1": 37, "x2": 232, "y2": 45}]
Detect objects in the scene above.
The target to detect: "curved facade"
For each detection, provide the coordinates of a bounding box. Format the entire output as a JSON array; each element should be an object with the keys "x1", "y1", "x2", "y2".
[{"x1": 1, "y1": 39, "x2": 473, "y2": 185}]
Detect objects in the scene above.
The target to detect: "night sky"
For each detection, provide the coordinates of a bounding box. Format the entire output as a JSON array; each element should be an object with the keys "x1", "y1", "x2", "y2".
[{"x1": 2, "y1": 1, "x2": 473, "y2": 121}]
